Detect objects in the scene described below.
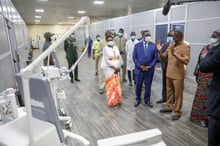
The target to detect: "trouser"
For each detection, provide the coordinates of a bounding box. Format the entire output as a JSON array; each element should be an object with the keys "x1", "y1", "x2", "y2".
[
  {"x1": 121, "y1": 54, "x2": 127, "y2": 80},
  {"x1": 88, "y1": 47, "x2": 92, "y2": 57},
  {"x1": 95, "y1": 55, "x2": 100, "y2": 74},
  {"x1": 208, "y1": 116, "x2": 220, "y2": 146},
  {"x1": 162, "y1": 69, "x2": 167, "y2": 100},
  {"x1": 166, "y1": 77, "x2": 184, "y2": 115},
  {"x1": 135, "y1": 69, "x2": 154, "y2": 102},
  {"x1": 99, "y1": 68, "x2": 105, "y2": 90},
  {"x1": 127, "y1": 70, "x2": 135, "y2": 84},
  {"x1": 68, "y1": 60, "x2": 78, "y2": 80}
]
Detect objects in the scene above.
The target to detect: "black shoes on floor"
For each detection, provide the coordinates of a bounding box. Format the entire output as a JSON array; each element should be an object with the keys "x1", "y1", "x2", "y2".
[
  {"x1": 134, "y1": 101, "x2": 153, "y2": 108},
  {"x1": 145, "y1": 101, "x2": 153, "y2": 108},
  {"x1": 156, "y1": 98, "x2": 166, "y2": 104},
  {"x1": 134, "y1": 100, "x2": 141, "y2": 107},
  {"x1": 160, "y1": 108, "x2": 172, "y2": 113},
  {"x1": 75, "y1": 78, "x2": 80, "y2": 82}
]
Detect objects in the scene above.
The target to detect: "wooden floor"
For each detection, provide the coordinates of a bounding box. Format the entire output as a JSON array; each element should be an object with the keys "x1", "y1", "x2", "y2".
[{"x1": 35, "y1": 48, "x2": 208, "y2": 146}]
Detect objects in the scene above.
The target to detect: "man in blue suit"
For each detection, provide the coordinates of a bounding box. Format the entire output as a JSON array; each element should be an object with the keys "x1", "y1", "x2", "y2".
[
  {"x1": 200, "y1": 30, "x2": 220, "y2": 146},
  {"x1": 133, "y1": 30, "x2": 158, "y2": 108}
]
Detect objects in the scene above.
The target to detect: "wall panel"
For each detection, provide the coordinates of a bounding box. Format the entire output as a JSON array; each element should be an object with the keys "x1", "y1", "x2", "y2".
[{"x1": 188, "y1": 1, "x2": 220, "y2": 20}]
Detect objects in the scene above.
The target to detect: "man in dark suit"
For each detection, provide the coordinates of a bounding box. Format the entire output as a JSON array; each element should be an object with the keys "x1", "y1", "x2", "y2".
[
  {"x1": 156, "y1": 31, "x2": 174, "y2": 104},
  {"x1": 133, "y1": 30, "x2": 158, "y2": 108},
  {"x1": 200, "y1": 30, "x2": 220, "y2": 146}
]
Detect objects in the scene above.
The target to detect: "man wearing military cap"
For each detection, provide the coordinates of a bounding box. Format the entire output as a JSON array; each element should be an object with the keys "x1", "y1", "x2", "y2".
[{"x1": 64, "y1": 33, "x2": 80, "y2": 83}]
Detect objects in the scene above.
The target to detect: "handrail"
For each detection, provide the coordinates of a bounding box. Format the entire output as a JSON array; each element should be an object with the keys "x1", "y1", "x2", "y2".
[{"x1": 20, "y1": 16, "x2": 90, "y2": 145}]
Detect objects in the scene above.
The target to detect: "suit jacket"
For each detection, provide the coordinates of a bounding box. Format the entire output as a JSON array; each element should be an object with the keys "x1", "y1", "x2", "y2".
[
  {"x1": 200, "y1": 45, "x2": 220, "y2": 118},
  {"x1": 133, "y1": 41, "x2": 158, "y2": 75},
  {"x1": 160, "y1": 42, "x2": 169, "y2": 71}
]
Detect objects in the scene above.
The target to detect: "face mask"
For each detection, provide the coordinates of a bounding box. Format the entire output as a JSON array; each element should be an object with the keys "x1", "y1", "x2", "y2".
[
  {"x1": 107, "y1": 41, "x2": 113, "y2": 47},
  {"x1": 145, "y1": 36, "x2": 151, "y2": 42},
  {"x1": 118, "y1": 33, "x2": 123, "y2": 37},
  {"x1": 167, "y1": 36, "x2": 173, "y2": 43},
  {"x1": 210, "y1": 38, "x2": 219, "y2": 46},
  {"x1": 97, "y1": 37, "x2": 101, "y2": 41},
  {"x1": 70, "y1": 34, "x2": 75, "y2": 38},
  {"x1": 131, "y1": 35, "x2": 136, "y2": 40},
  {"x1": 111, "y1": 34, "x2": 115, "y2": 38}
]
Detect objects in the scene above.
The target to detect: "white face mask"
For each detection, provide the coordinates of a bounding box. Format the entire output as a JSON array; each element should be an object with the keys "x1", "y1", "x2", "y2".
[
  {"x1": 70, "y1": 34, "x2": 75, "y2": 38},
  {"x1": 145, "y1": 36, "x2": 151, "y2": 42},
  {"x1": 107, "y1": 41, "x2": 113, "y2": 47},
  {"x1": 210, "y1": 38, "x2": 219, "y2": 46}
]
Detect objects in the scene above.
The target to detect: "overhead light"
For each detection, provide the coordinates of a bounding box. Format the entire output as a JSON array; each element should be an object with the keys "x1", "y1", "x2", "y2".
[
  {"x1": 93, "y1": 1, "x2": 104, "y2": 5},
  {"x1": 37, "y1": 0, "x2": 48, "y2": 1},
  {"x1": 59, "y1": 22, "x2": 63, "y2": 24},
  {"x1": 68, "y1": 16, "x2": 75, "y2": 19},
  {"x1": 35, "y1": 20, "x2": 40, "y2": 22},
  {"x1": 35, "y1": 9, "x2": 44, "y2": 12},
  {"x1": 77, "y1": 10, "x2": 86, "y2": 14},
  {"x1": 35, "y1": 16, "x2": 42, "y2": 19}
]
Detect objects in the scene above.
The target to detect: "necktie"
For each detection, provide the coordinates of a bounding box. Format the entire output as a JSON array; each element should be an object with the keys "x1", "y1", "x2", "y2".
[{"x1": 144, "y1": 42, "x2": 148, "y2": 56}]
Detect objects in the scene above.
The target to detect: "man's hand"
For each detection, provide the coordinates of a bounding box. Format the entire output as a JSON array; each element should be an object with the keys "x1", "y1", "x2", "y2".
[
  {"x1": 156, "y1": 41, "x2": 163, "y2": 52},
  {"x1": 143, "y1": 66, "x2": 151, "y2": 71},
  {"x1": 139, "y1": 65, "x2": 145, "y2": 71},
  {"x1": 114, "y1": 67, "x2": 120, "y2": 74}
]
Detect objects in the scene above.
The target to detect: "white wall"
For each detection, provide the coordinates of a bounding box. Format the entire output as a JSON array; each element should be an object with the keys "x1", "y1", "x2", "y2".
[{"x1": 88, "y1": 1, "x2": 220, "y2": 78}]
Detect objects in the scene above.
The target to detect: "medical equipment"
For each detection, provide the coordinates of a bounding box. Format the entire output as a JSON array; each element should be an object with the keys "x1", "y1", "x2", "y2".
[
  {"x1": 0, "y1": 88, "x2": 18, "y2": 124},
  {"x1": 41, "y1": 66, "x2": 72, "y2": 129}
]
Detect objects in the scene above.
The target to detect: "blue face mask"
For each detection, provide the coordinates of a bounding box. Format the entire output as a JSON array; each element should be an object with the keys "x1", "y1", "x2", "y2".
[
  {"x1": 131, "y1": 35, "x2": 136, "y2": 40},
  {"x1": 118, "y1": 32, "x2": 123, "y2": 37},
  {"x1": 167, "y1": 36, "x2": 173, "y2": 43},
  {"x1": 97, "y1": 37, "x2": 101, "y2": 41},
  {"x1": 107, "y1": 41, "x2": 113, "y2": 47}
]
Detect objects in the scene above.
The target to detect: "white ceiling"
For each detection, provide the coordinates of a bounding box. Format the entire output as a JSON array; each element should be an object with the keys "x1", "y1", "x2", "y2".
[{"x1": 11, "y1": 0, "x2": 167, "y2": 25}]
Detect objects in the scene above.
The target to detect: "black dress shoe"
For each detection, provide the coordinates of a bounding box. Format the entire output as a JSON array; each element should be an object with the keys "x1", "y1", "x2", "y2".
[
  {"x1": 160, "y1": 108, "x2": 172, "y2": 113},
  {"x1": 145, "y1": 101, "x2": 153, "y2": 108},
  {"x1": 75, "y1": 79, "x2": 80, "y2": 82},
  {"x1": 122, "y1": 79, "x2": 127, "y2": 82},
  {"x1": 134, "y1": 101, "x2": 141, "y2": 107},
  {"x1": 172, "y1": 114, "x2": 181, "y2": 120},
  {"x1": 156, "y1": 99, "x2": 166, "y2": 104},
  {"x1": 99, "y1": 89, "x2": 104, "y2": 94},
  {"x1": 70, "y1": 79, "x2": 74, "y2": 83}
]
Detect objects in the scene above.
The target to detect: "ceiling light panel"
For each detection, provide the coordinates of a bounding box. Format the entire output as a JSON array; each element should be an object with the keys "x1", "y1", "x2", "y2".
[
  {"x1": 68, "y1": 16, "x2": 75, "y2": 19},
  {"x1": 35, "y1": 16, "x2": 42, "y2": 19},
  {"x1": 77, "y1": 10, "x2": 86, "y2": 14},
  {"x1": 35, "y1": 9, "x2": 44, "y2": 12},
  {"x1": 93, "y1": 1, "x2": 104, "y2": 5}
]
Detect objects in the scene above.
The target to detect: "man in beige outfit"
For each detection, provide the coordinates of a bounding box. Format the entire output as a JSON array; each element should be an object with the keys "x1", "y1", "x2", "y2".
[
  {"x1": 114, "y1": 28, "x2": 127, "y2": 82},
  {"x1": 157, "y1": 30, "x2": 190, "y2": 120}
]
